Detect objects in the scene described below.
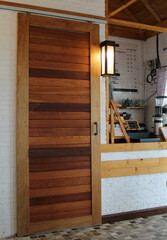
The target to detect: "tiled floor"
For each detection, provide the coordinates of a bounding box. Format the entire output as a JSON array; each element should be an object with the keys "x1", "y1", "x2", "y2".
[{"x1": 4, "y1": 214, "x2": 167, "y2": 240}]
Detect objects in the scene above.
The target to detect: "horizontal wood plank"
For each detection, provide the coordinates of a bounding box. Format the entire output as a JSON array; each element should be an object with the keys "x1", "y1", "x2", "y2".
[
  {"x1": 29, "y1": 68, "x2": 89, "y2": 80},
  {"x1": 29, "y1": 128, "x2": 90, "y2": 137},
  {"x1": 30, "y1": 26, "x2": 90, "y2": 42},
  {"x1": 29, "y1": 86, "x2": 90, "y2": 96},
  {"x1": 30, "y1": 169, "x2": 90, "y2": 180},
  {"x1": 30, "y1": 200, "x2": 91, "y2": 215},
  {"x1": 30, "y1": 44, "x2": 89, "y2": 57},
  {"x1": 101, "y1": 157, "x2": 167, "y2": 178},
  {"x1": 30, "y1": 35, "x2": 89, "y2": 49},
  {"x1": 101, "y1": 142, "x2": 167, "y2": 152},
  {"x1": 29, "y1": 111, "x2": 90, "y2": 120},
  {"x1": 29, "y1": 93, "x2": 90, "y2": 104},
  {"x1": 30, "y1": 185, "x2": 91, "y2": 198},
  {"x1": 30, "y1": 208, "x2": 91, "y2": 223},
  {"x1": 29, "y1": 147, "x2": 91, "y2": 158},
  {"x1": 29, "y1": 156, "x2": 90, "y2": 164},
  {"x1": 30, "y1": 161, "x2": 91, "y2": 172},
  {"x1": 29, "y1": 60, "x2": 89, "y2": 72},
  {"x1": 30, "y1": 78, "x2": 90, "y2": 88},
  {"x1": 29, "y1": 103, "x2": 90, "y2": 112},
  {"x1": 29, "y1": 51, "x2": 89, "y2": 65},
  {"x1": 30, "y1": 177, "x2": 91, "y2": 189},
  {"x1": 29, "y1": 120, "x2": 90, "y2": 128}
]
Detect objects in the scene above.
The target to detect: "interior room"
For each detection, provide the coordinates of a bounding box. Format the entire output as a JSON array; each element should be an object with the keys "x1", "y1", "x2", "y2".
[{"x1": 0, "y1": 0, "x2": 167, "y2": 239}]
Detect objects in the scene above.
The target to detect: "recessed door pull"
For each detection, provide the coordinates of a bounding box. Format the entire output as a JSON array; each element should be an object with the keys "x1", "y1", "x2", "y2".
[{"x1": 94, "y1": 122, "x2": 98, "y2": 136}]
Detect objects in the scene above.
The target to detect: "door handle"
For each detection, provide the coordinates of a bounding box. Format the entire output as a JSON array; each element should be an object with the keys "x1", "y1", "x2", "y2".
[{"x1": 94, "y1": 122, "x2": 98, "y2": 136}]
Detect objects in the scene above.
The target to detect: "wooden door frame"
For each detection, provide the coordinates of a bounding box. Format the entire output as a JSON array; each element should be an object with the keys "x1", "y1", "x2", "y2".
[{"x1": 17, "y1": 13, "x2": 101, "y2": 236}]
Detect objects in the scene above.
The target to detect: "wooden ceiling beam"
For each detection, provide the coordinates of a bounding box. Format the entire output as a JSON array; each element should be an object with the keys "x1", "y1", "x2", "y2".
[
  {"x1": 108, "y1": 18, "x2": 167, "y2": 33},
  {"x1": 139, "y1": 0, "x2": 161, "y2": 23},
  {"x1": 108, "y1": 0, "x2": 138, "y2": 18},
  {"x1": 144, "y1": 18, "x2": 167, "y2": 38}
]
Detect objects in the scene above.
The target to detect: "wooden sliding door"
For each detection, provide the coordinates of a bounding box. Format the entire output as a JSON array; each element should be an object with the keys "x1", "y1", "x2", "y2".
[{"x1": 17, "y1": 13, "x2": 101, "y2": 235}]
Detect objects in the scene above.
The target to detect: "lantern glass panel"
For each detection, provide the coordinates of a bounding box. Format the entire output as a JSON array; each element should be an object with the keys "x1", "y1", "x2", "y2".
[
  {"x1": 107, "y1": 45, "x2": 114, "y2": 75},
  {"x1": 101, "y1": 45, "x2": 105, "y2": 75}
]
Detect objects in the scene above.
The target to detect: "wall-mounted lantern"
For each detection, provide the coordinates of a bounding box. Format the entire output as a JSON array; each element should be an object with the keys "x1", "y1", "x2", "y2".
[{"x1": 100, "y1": 40, "x2": 118, "y2": 77}]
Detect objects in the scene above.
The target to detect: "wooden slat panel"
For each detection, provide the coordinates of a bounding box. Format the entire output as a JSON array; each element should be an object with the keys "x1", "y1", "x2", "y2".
[
  {"x1": 30, "y1": 161, "x2": 91, "y2": 172},
  {"x1": 101, "y1": 142, "x2": 167, "y2": 152},
  {"x1": 30, "y1": 208, "x2": 91, "y2": 223},
  {"x1": 29, "y1": 111, "x2": 90, "y2": 120},
  {"x1": 30, "y1": 169, "x2": 90, "y2": 180},
  {"x1": 29, "y1": 78, "x2": 90, "y2": 88},
  {"x1": 101, "y1": 158, "x2": 167, "y2": 178},
  {"x1": 30, "y1": 26, "x2": 90, "y2": 42},
  {"x1": 29, "y1": 103, "x2": 90, "y2": 112},
  {"x1": 30, "y1": 143, "x2": 90, "y2": 149},
  {"x1": 29, "y1": 60, "x2": 89, "y2": 72},
  {"x1": 30, "y1": 86, "x2": 90, "y2": 96},
  {"x1": 30, "y1": 35, "x2": 89, "y2": 48},
  {"x1": 29, "y1": 68, "x2": 89, "y2": 80},
  {"x1": 30, "y1": 200, "x2": 91, "y2": 215},
  {"x1": 30, "y1": 185, "x2": 91, "y2": 198},
  {"x1": 29, "y1": 156, "x2": 90, "y2": 164},
  {"x1": 29, "y1": 94, "x2": 90, "y2": 104},
  {"x1": 29, "y1": 128, "x2": 90, "y2": 137},
  {"x1": 30, "y1": 120, "x2": 90, "y2": 128},
  {"x1": 30, "y1": 177, "x2": 91, "y2": 189},
  {"x1": 29, "y1": 52, "x2": 89, "y2": 65},
  {"x1": 30, "y1": 192, "x2": 91, "y2": 205},
  {"x1": 29, "y1": 147, "x2": 91, "y2": 158},
  {"x1": 30, "y1": 44, "x2": 89, "y2": 57}
]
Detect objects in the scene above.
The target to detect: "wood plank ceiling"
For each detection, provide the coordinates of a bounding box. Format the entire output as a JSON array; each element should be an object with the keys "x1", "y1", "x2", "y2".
[{"x1": 108, "y1": 0, "x2": 167, "y2": 40}]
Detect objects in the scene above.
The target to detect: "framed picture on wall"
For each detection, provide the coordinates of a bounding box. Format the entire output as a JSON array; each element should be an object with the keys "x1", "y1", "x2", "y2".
[{"x1": 160, "y1": 127, "x2": 167, "y2": 141}]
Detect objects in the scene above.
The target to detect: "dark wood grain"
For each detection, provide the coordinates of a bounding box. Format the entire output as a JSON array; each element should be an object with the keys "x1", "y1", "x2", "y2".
[
  {"x1": 29, "y1": 128, "x2": 90, "y2": 137},
  {"x1": 29, "y1": 78, "x2": 90, "y2": 88},
  {"x1": 29, "y1": 94, "x2": 90, "y2": 104},
  {"x1": 29, "y1": 68, "x2": 89, "y2": 80},
  {"x1": 29, "y1": 156, "x2": 90, "y2": 164},
  {"x1": 30, "y1": 208, "x2": 91, "y2": 222},
  {"x1": 29, "y1": 111, "x2": 90, "y2": 120},
  {"x1": 29, "y1": 51, "x2": 89, "y2": 65},
  {"x1": 30, "y1": 35, "x2": 89, "y2": 49},
  {"x1": 30, "y1": 192, "x2": 91, "y2": 205},
  {"x1": 30, "y1": 26, "x2": 90, "y2": 42},
  {"x1": 30, "y1": 200, "x2": 91, "y2": 215},
  {"x1": 30, "y1": 176, "x2": 91, "y2": 189},
  {"x1": 29, "y1": 103, "x2": 90, "y2": 112},
  {"x1": 29, "y1": 86, "x2": 90, "y2": 96},
  {"x1": 30, "y1": 160, "x2": 91, "y2": 172},
  {"x1": 29, "y1": 147, "x2": 91, "y2": 158},
  {"x1": 30, "y1": 44, "x2": 89, "y2": 57},
  {"x1": 30, "y1": 185, "x2": 91, "y2": 198},
  {"x1": 29, "y1": 120, "x2": 90, "y2": 128}
]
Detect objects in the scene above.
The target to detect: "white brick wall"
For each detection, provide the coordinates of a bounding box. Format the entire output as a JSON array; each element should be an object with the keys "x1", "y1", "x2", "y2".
[
  {"x1": 0, "y1": 10, "x2": 17, "y2": 238},
  {"x1": 2, "y1": 0, "x2": 105, "y2": 17}
]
